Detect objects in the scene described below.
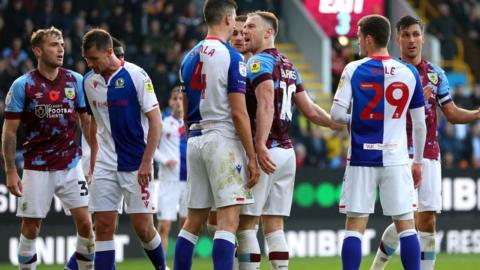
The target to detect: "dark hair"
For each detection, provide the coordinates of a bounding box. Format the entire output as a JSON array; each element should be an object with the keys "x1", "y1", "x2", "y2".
[
  {"x1": 236, "y1": 14, "x2": 247, "y2": 22},
  {"x1": 203, "y1": 0, "x2": 237, "y2": 26},
  {"x1": 358, "y1": 15, "x2": 391, "y2": 48},
  {"x1": 111, "y1": 36, "x2": 125, "y2": 58},
  {"x1": 248, "y1": 11, "x2": 279, "y2": 36},
  {"x1": 81, "y1": 29, "x2": 113, "y2": 53},
  {"x1": 171, "y1": 86, "x2": 182, "y2": 97},
  {"x1": 396, "y1": 15, "x2": 424, "y2": 33},
  {"x1": 31, "y1": 26, "x2": 62, "y2": 48}
]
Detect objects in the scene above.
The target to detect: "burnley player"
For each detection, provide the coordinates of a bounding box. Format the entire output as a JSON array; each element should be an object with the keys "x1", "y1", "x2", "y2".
[
  {"x1": 331, "y1": 15, "x2": 427, "y2": 270},
  {"x1": 238, "y1": 11, "x2": 341, "y2": 270},
  {"x1": 155, "y1": 87, "x2": 187, "y2": 259},
  {"x1": 174, "y1": 1, "x2": 260, "y2": 269},
  {"x1": 370, "y1": 16, "x2": 480, "y2": 270},
  {"x1": 82, "y1": 29, "x2": 165, "y2": 270},
  {"x1": 2, "y1": 27, "x2": 94, "y2": 270}
]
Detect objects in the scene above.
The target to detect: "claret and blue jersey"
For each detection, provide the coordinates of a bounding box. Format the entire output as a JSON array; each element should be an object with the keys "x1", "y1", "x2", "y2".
[
  {"x1": 179, "y1": 37, "x2": 246, "y2": 138},
  {"x1": 83, "y1": 61, "x2": 159, "y2": 172},
  {"x1": 245, "y1": 48, "x2": 304, "y2": 149},
  {"x1": 334, "y1": 56, "x2": 425, "y2": 167}
]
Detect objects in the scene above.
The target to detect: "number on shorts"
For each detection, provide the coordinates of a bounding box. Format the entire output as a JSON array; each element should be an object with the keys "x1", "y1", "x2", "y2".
[
  {"x1": 141, "y1": 185, "x2": 150, "y2": 201},
  {"x1": 78, "y1": 181, "x2": 88, "y2": 196}
]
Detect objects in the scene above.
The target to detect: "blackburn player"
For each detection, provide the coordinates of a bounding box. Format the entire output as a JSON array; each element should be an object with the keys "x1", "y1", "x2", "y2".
[
  {"x1": 330, "y1": 15, "x2": 427, "y2": 270},
  {"x1": 207, "y1": 13, "x2": 253, "y2": 239},
  {"x1": 238, "y1": 11, "x2": 341, "y2": 270},
  {"x1": 173, "y1": 1, "x2": 259, "y2": 269},
  {"x1": 2, "y1": 27, "x2": 94, "y2": 270},
  {"x1": 154, "y1": 87, "x2": 187, "y2": 259},
  {"x1": 370, "y1": 15, "x2": 480, "y2": 270},
  {"x1": 82, "y1": 29, "x2": 165, "y2": 270}
]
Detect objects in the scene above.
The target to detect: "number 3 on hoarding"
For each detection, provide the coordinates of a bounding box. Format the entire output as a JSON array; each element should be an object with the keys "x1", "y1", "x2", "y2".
[{"x1": 360, "y1": 81, "x2": 409, "y2": 120}]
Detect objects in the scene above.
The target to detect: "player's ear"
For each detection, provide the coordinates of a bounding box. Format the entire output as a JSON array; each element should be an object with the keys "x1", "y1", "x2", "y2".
[
  {"x1": 106, "y1": 47, "x2": 113, "y2": 56},
  {"x1": 32, "y1": 46, "x2": 42, "y2": 58}
]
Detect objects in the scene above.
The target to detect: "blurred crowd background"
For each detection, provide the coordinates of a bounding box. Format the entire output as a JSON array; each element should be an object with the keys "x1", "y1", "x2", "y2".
[{"x1": 0, "y1": 0, "x2": 479, "y2": 170}]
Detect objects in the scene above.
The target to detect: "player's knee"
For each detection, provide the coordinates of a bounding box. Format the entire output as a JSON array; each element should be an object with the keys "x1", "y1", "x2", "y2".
[
  {"x1": 21, "y1": 222, "x2": 41, "y2": 239},
  {"x1": 76, "y1": 218, "x2": 93, "y2": 236},
  {"x1": 94, "y1": 218, "x2": 116, "y2": 238},
  {"x1": 158, "y1": 222, "x2": 171, "y2": 235},
  {"x1": 133, "y1": 223, "x2": 155, "y2": 242},
  {"x1": 417, "y1": 212, "x2": 436, "y2": 232}
]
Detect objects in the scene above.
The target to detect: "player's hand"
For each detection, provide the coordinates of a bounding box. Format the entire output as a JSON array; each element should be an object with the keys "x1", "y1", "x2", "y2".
[
  {"x1": 86, "y1": 166, "x2": 94, "y2": 185},
  {"x1": 246, "y1": 157, "x2": 260, "y2": 188},
  {"x1": 164, "y1": 160, "x2": 177, "y2": 169},
  {"x1": 6, "y1": 170, "x2": 22, "y2": 197},
  {"x1": 411, "y1": 162, "x2": 423, "y2": 188},
  {"x1": 329, "y1": 121, "x2": 345, "y2": 131},
  {"x1": 138, "y1": 161, "x2": 153, "y2": 186},
  {"x1": 423, "y1": 86, "x2": 433, "y2": 101},
  {"x1": 256, "y1": 145, "x2": 276, "y2": 174}
]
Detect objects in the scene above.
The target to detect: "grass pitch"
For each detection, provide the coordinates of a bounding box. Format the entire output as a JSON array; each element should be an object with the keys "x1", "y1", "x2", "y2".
[{"x1": 1, "y1": 253, "x2": 479, "y2": 269}]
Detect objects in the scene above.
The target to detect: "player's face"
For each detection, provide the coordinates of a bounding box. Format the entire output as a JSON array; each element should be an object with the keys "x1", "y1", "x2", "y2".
[
  {"x1": 83, "y1": 47, "x2": 112, "y2": 74},
  {"x1": 243, "y1": 15, "x2": 265, "y2": 54},
  {"x1": 226, "y1": 9, "x2": 237, "y2": 36},
  {"x1": 38, "y1": 35, "x2": 64, "y2": 68},
  {"x1": 397, "y1": 24, "x2": 424, "y2": 60},
  {"x1": 169, "y1": 92, "x2": 183, "y2": 116},
  {"x1": 230, "y1": 20, "x2": 246, "y2": 53}
]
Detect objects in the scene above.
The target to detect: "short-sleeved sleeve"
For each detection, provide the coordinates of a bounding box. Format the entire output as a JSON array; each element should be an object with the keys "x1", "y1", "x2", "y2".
[
  {"x1": 434, "y1": 65, "x2": 453, "y2": 106},
  {"x1": 333, "y1": 65, "x2": 353, "y2": 108},
  {"x1": 4, "y1": 76, "x2": 26, "y2": 119},
  {"x1": 294, "y1": 68, "x2": 305, "y2": 93},
  {"x1": 227, "y1": 50, "x2": 246, "y2": 94},
  {"x1": 71, "y1": 71, "x2": 87, "y2": 113},
  {"x1": 133, "y1": 68, "x2": 159, "y2": 113},
  {"x1": 247, "y1": 54, "x2": 274, "y2": 89},
  {"x1": 409, "y1": 67, "x2": 425, "y2": 109}
]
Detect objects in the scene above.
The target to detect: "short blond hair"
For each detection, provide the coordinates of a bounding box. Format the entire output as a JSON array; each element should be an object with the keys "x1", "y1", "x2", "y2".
[
  {"x1": 248, "y1": 11, "x2": 278, "y2": 36},
  {"x1": 31, "y1": 26, "x2": 62, "y2": 48}
]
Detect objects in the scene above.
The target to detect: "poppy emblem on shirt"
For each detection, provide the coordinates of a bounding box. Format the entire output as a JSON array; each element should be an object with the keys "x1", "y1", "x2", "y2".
[
  {"x1": 427, "y1": 73, "x2": 438, "y2": 85},
  {"x1": 65, "y1": 87, "x2": 75, "y2": 99},
  {"x1": 250, "y1": 60, "x2": 261, "y2": 73},
  {"x1": 115, "y1": 78, "x2": 125, "y2": 88},
  {"x1": 49, "y1": 90, "x2": 59, "y2": 101}
]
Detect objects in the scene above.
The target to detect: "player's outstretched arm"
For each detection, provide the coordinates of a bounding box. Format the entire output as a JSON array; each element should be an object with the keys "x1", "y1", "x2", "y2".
[
  {"x1": 294, "y1": 91, "x2": 344, "y2": 129},
  {"x1": 410, "y1": 106, "x2": 427, "y2": 187},
  {"x1": 228, "y1": 92, "x2": 259, "y2": 188},
  {"x1": 2, "y1": 119, "x2": 22, "y2": 197},
  {"x1": 254, "y1": 80, "x2": 277, "y2": 175},
  {"x1": 441, "y1": 102, "x2": 480, "y2": 124},
  {"x1": 138, "y1": 107, "x2": 162, "y2": 186}
]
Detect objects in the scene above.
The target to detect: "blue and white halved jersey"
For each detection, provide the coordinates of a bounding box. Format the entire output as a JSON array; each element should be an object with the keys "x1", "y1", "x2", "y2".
[
  {"x1": 333, "y1": 56, "x2": 425, "y2": 167},
  {"x1": 83, "y1": 61, "x2": 159, "y2": 171},
  {"x1": 179, "y1": 37, "x2": 246, "y2": 138}
]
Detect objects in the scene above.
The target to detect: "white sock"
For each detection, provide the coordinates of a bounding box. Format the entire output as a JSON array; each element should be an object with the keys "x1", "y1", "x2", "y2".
[
  {"x1": 76, "y1": 234, "x2": 95, "y2": 270},
  {"x1": 141, "y1": 233, "x2": 162, "y2": 250},
  {"x1": 179, "y1": 229, "x2": 199, "y2": 245},
  {"x1": 419, "y1": 231, "x2": 436, "y2": 270},
  {"x1": 265, "y1": 230, "x2": 289, "y2": 270},
  {"x1": 207, "y1": 223, "x2": 217, "y2": 238},
  {"x1": 18, "y1": 234, "x2": 37, "y2": 270},
  {"x1": 237, "y1": 230, "x2": 261, "y2": 270},
  {"x1": 370, "y1": 223, "x2": 399, "y2": 270}
]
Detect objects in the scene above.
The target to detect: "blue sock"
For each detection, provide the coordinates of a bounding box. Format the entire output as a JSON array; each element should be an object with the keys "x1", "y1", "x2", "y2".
[
  {"x1": 65, "y1": 254, "x2": 78, "y2": 270},
  {"x1": 174, "y1": 230, "x2": 198, "y2": 270},
  {"x1": 399, "y1": 230, "x2": 420, "y2": 270},
  {"x1": 95, "y1": 240, "x2": 115, "y2": 270},
  {"x1": 341, "y1": 231, "x2": 362, "y2": 270},
  {"x1": 212, "y1": 230, "x2": 236, "y2": 270},
  {"x1": 142, "y1": 233, "x2": 166, "y2": 270}
]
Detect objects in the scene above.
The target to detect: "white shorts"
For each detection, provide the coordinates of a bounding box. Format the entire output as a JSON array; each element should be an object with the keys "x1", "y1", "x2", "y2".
[
  {"x1": 186, "y1": 131, "x2": 254, "y2": 209},
  {"x1": 88, "y1": 167, "x2": 155, "y2": 214},
  {"x1": 17, "y1": 162, "x2": 88, "y2": 218},
  {"x1": 413, "y1": 158, "x2": 442, "y2": 213},
  {"x1": 241, "y1": 147, "x2": 296, "y2": 216},
  {"x1": 339, "y1": 164, "x2": 415, "y2": 216},
  {"x1": 156, "y1": 180, "x2": 187, "y2": 221}
]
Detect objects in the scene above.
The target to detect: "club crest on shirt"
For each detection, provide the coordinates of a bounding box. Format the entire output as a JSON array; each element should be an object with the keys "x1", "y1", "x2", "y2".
[
  {"x1": 115, "y1": 78, "x2": 125, "y2": 88},
  {"x1": 65, "y1": 87, "x2": 75, "y2": 99},
  {"x1": 239, "y1": 62, "x2": 247, "y2": 77},
  {"x1": 427, "y1": 72, "x2": 438, "y2": 84},
  {"x1": 250, "y1": 60, "x2": 261, "y2": 73}
]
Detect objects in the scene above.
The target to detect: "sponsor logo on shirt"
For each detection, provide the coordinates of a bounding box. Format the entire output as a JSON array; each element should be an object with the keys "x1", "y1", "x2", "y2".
[
  {"x1": 65, "y1": 87, "x2": 75, "y2": 99},
  {"x1": 144, "y1": 81, "x2": 154, "y2": 93},
  {"x1": 35, "y1": 104, "x2": 73, "y2": 118},
  {"x1": 92, "y1": 100, "x2": 129, "y2": 107},
  {"x1": 5, "y1": 91, "x2": 12, "y2": 106},
  {"x1": 250, "y1": 60, "x2": 261, "y2": 73},
  {"x1": 115, "y1": 78, "x2": 125, "y2": 88}
]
